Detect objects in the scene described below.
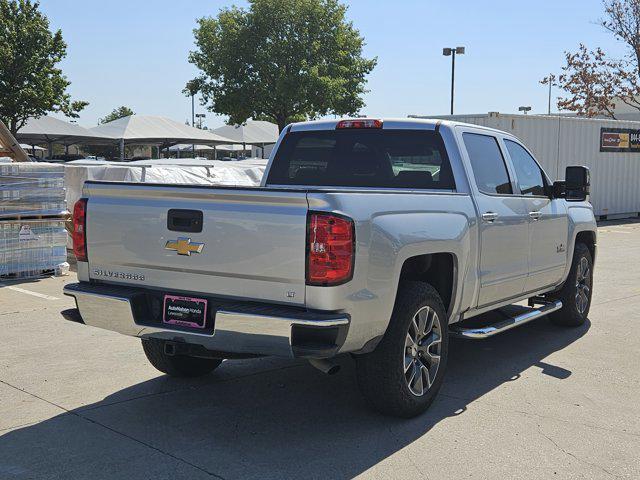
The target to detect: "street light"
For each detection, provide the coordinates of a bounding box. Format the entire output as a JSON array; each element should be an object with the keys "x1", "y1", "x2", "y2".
[
  {"x1": 442, "y1": 46, "x2": 465, "y2": 115},
  {"x1": 183, "y1": 79, "x2": 201, "y2": 153},
  {"x1": 518, "y1": 106, "x2": 532, "y2": 115},
  {"x1": 195, "y1": 113, "x2": 206, "y2": 129}
]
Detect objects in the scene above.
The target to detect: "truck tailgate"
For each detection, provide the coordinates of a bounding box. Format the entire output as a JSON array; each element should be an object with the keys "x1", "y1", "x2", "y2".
[{"x1": 83, "y1": 182, "x2": 308, "y2": 305}]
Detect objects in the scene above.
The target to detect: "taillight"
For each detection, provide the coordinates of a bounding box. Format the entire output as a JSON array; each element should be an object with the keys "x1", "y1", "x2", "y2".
[
  {"x1": 336, "y1": 119, "x2": 383, "y2": 129},
  {"x1": 307, "y1": 212, "x2": 354, "y2": 286},
  {"x1": 72, "y1": 198, "x2": 88, "y2": 262}
]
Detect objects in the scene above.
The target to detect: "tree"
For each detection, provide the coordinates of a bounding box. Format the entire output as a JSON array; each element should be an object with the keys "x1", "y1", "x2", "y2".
[
  {"x1": 99, "y1": 105, "x2": 134, "y2": 124},
  {"x1": 188, "y1": 0, "x2": 377, "y2": 131},
  {"x1": 543, "y1": 0, "x2": 640, "y2": 118},
  {"x1": 0, "y1": 0, "x2": 88, "y2": 135},
  {"x1": 542, "y1": 45, "x2": 630, "y2": 117}
]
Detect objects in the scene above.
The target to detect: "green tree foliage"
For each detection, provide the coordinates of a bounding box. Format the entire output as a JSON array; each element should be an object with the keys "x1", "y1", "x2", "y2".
[
  {"x1": 182, "y1": 79, "x2": 202, "y2": 99},
  {"x1": 188, "y1": 0, "x2": 377, "y2": 131},
  {"x1": 99, "y1": 105, "x2": 134, "y2": 124},
  {"x1": 542, "y1": 0, "x2": 640, "y2": 118},
  {"x1": 0, "y1": 0, "x2": 88, "y2": 135}
]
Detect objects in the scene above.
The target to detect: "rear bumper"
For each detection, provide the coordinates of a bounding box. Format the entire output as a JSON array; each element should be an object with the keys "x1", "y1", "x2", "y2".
[{"x1": 63, "y1": 282, "x2": 349, "y2": 359}]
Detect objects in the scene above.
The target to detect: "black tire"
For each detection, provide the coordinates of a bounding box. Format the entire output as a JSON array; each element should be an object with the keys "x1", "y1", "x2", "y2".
[
  {"x1": 141, "y1": 339, "x2": 222, "y2": 377},
  {"x1": 356, "y1": 281, "x2": 449, "y2": 418},
  {"x1": 548, "y1": 242, "x2": 593, "y2": 327}
]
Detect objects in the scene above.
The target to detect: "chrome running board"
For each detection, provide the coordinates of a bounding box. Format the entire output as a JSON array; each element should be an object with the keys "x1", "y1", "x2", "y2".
[{"x1": 450, "y1": 300, "x2": 563, "y2": 339}]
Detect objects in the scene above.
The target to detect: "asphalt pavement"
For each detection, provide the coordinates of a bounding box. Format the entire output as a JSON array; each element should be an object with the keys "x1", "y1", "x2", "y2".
[{"x1": 0, "y1": 220, "x2": 639, "y2": 479}]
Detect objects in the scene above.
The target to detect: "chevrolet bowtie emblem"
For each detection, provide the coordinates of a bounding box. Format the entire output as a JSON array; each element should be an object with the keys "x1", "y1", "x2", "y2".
[{"x1": 165, "y1": 237, "x2": 205, "y2": 256}]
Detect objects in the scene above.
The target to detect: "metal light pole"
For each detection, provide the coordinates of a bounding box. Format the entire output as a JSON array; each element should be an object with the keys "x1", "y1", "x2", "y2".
[
  {"x1": 196, "y1": 113, "x2": 206, "y2": 129},
  {"x1": 191, "y1": 95, "x2": 195, "y2": 128},
  {"x1": 191, "y1": 94, "x2": 195, "y2": 155},
  {"x1": 443, "y1": 46, "x2": 465, "y2": 115},
  {"x1": 184, "y1": 79, "x2": 200, "y2": 154},
  {"x1": 547, "y1": 74, "x2": 556, "y2": 115}
]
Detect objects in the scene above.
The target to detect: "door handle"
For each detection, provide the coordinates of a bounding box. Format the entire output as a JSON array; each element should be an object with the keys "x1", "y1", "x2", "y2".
[
  {"x1": 529, "y1": 211, "x2": 541, "y2": 221},
  {"x1": 482, "y1": 212, "x2": 498, "y2": 222}
]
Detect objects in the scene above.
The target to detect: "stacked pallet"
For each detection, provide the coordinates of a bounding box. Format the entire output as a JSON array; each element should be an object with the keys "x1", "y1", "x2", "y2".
[{"x1": 0, "y1": 162, "x2": 69, "y2": 278}]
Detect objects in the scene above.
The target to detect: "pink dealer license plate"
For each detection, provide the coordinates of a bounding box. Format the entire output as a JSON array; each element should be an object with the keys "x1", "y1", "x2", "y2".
[{"x1": 162, "y1": 295, "x2": 208, "y2": 329}]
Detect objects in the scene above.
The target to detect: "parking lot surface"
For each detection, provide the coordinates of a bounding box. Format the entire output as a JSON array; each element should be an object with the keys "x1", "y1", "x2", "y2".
[{"x1": 1, "y1": 220, "x2": 639, "y2": 479}]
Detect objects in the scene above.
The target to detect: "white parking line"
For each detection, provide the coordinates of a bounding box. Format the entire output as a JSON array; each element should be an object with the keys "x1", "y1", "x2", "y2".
[
  {"x1": 1, "y1": 285, "x2": 60, "y2": 301},
  {"x1": 598, "y1": 229, "x2": 633, "y2": 234}
]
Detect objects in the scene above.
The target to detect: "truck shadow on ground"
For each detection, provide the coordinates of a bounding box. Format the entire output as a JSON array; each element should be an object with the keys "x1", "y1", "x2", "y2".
[{"x1": 0, "y1": 317, "x2": 590, "y2": 479}]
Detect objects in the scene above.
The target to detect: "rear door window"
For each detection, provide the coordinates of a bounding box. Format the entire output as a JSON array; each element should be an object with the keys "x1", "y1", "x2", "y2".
[
  {"x1": 266, "y1": 129, "x2": 456, "y2": 189},
  {"x1": 462, "y1": 133, "x2": 513, "y2": 195}
]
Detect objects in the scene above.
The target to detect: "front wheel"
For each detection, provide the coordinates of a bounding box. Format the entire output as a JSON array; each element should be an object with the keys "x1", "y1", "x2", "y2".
[
  {"x1": 548, "y1": 242, "x2": 593, "y2": 327},
  {"x1": 356, "y1": 281, "x2": 449, "y2": 418}
]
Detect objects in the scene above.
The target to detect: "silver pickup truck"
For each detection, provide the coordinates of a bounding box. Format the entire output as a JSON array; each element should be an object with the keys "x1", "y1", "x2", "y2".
[{"x1": 63, "y1": 118, "x2": 596, "y2": 417}]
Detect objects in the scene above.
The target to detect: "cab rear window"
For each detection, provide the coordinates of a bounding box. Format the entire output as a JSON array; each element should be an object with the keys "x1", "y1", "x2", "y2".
[{"x1": 266, "y1": 129, "x2": 456, "y2": 190}]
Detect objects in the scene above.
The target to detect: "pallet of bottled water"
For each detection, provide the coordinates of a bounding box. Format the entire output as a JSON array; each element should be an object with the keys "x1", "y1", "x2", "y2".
[
  {"x1": 0, "y1": 162, "x2": 66, "y2": 218},
  {"x1": 0, "y1": 162, "x2": 68, "y2": 277},
  {"x1": 0, "y1": 219, "x2": 69, "y2": 277}
]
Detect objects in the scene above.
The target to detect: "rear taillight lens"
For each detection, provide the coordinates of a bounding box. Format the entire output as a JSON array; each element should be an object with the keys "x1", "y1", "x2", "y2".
[
  {"x1": 307, "y1": 213, "x2": 354, "y2": 286},
  {"x1": 72, "y1": 198, "x2": 88, "y2": 262}
]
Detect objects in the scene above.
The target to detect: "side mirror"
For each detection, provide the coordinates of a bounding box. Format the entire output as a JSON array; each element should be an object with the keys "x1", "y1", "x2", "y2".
[
  {"x1": 565, "y1": 166, "x2": 590, "y2": 202},
  {"x1": 552, "y1": 180, "x2": 565, "y2": 198}
]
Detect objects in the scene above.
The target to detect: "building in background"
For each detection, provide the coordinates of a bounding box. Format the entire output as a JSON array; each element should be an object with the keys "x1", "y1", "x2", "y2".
[{"x1": 411, "y1": 112, "x2": 640, "y2": 220}]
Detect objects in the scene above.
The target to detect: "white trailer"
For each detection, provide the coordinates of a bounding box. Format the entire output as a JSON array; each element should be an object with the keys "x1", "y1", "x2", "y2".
[{"x1": 411, "y1": 112, "x2": 640, "y2": 219}]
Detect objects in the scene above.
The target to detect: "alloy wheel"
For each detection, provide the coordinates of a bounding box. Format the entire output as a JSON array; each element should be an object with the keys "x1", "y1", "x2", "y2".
[
  {"x1": 404, "y1": 306, "x2": 442, "y2": 396},
  {"x1": 575, "y1": 256, "x2": 591, "y2": 315}
]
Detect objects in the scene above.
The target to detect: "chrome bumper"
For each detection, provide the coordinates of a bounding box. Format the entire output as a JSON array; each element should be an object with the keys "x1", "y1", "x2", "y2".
[{"x1": 63, "y1": 282, "x2": 349, "y2": 358}]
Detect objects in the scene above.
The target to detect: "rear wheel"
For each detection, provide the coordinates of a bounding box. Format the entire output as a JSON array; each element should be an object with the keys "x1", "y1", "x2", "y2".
[
  {"x1": 356, "y1": 281, "x2": 449, "y2": 418},
  {"x1": 548, "y1": 242, "x2": 593, "y2": 327},
  {"x1": 142, "y1": 339, "x2": 222, "y2": 377}
]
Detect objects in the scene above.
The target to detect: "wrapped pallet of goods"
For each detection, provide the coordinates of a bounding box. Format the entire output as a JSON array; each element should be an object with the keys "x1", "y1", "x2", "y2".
[
  {"x1": 0, "y1": 121, "x2": 68, "y2": 278},
  {"x1": 0, "y1": 219, "x2": 68, "y2": 277}
]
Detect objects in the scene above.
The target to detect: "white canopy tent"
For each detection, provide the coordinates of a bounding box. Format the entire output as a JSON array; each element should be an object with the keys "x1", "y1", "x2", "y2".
[
  {"x1": 166, "y1": 143, "x2": 245, "y2": 159},
  {"x1": 211, "y1": 120, "x2": 279, "y2": 158},
  {"x1": 89, "y1": 115, "x2": 237, "y2": 161},
  {"x1": 216, "y1": 144, "x2": 246, "y2": 151},
  {"x1": 16, "y1": 115, "x2": 114, "y2": 157},
  {"x1": 167, "y1": 144, "x2": 215, "y2": 153},
  {"x1": 20, "y1": 144, "x2": 46, "y2": 158},
  {"x1": 163, "y1": 143, "x2": 250, "y2": 160},
  {"x1": 168, "y1": 144, "x2": 246, "y2": 152},
  {"x1": 20, "y1": 144, "x2": 45, "y2": 151}
]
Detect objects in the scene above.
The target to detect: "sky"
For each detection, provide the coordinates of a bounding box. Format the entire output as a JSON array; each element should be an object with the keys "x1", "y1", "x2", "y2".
[{"x1": 38, "y1": 0, "x2": 628, "y2": 130}]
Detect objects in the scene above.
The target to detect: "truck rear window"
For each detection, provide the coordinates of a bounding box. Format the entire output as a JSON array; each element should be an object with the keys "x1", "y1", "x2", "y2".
[{"x1": 266, "y1": 129, "x2": 456, "y2": 189}]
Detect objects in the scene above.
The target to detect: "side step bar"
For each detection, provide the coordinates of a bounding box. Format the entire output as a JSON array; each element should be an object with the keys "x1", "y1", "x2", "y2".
[{"x1": 450, "y1": 300, "x2": 563, "y2": 340}]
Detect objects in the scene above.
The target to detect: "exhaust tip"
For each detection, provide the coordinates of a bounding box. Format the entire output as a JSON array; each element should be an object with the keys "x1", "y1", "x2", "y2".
[
  {"x1": 326, "y1": 364, "x2": 340, "y2": 375},
  {"x1": 309, "y1": 358, "x2": 340, "y2": 375}
]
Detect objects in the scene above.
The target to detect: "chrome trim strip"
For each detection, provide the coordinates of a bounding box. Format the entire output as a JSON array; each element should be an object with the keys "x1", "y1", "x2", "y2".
[
  {"x1": 115, "y1": 262, "x2": 299, "y2": 285},
  {"x1": 450, "y1": 300, "x2": 562, "y2": 339}
]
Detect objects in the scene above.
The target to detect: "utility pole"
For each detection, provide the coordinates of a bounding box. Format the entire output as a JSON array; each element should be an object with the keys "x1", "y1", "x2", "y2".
[{"x1": 548, "y1": 76, "x2": 552, "y2": 115}]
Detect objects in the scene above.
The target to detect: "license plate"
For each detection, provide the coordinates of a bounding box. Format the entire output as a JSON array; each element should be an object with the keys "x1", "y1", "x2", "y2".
[{"x1": 163, "y1": 295, "x2": 208, "y2": 329}]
